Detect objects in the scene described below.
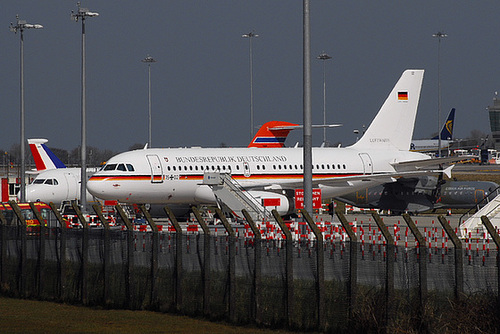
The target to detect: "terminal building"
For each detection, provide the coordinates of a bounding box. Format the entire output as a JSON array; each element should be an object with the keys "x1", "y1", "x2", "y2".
[{"x1": 488, "y1": 93, "x2": 500, "y2": 150}]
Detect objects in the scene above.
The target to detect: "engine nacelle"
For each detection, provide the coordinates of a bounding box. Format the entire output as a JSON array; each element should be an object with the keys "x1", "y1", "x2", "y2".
[{"x1": 247, "y1": 190, "x2": 293, "y2": 216}]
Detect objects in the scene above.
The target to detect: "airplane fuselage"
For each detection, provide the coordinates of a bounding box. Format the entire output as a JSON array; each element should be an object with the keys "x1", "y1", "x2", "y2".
[{"x1": 87, "y1": 146, "x2": 430, "y2": 206}]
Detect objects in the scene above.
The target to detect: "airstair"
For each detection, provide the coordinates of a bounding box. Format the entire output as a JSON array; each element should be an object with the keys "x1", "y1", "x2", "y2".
[
  {"x1": 459, "y1": 190, "x2": 500, "y2": 238},
  {"x1": 202, "y1": 172, "x2": 270, "y2": 221}
]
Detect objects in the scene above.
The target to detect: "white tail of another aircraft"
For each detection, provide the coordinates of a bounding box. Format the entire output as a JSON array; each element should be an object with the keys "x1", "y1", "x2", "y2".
[
  {"x1": 352, "y1": 69, "x2": 424, "y2": 151},
  {"x1": 28, "y1": 138, "x2": 66, "y2": 171}
]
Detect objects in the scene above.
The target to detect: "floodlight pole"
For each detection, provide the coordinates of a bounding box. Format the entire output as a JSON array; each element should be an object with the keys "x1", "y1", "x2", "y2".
[
  {"x1": 142, "y1": 55, "x2": 156, "y2": 148},
  {"x1": 317, "y1": 52, "x2": 332, "y2": 144},
  {"x1": 72, "y1": 2, "x2": 99, "y2": 213},
  {"x1": 303, "y1": 0, "x2": 313, "y2": 214},
  {"x1": 433, "y1": 31, "x2": 447, "y2": 157},
  {"x1": 242, "y1": 31, "x2": 258, "y2": 140},
  {"x1": 10, "y1": 16, "x2": 43, "y2": 203}
]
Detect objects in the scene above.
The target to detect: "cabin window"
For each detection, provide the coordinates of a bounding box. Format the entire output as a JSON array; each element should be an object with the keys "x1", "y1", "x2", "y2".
[
  {"x1": 343, "y1": 164, "x2": 346, "y2": 169},
  {"x1": 189, "y1": 166, "x2": 193, "y2": 171},
  {"x1": 332, "y1": 165, "x2": 335, "y2": 169},
  {"x1": 167, "y1": 166, "x2": 171, "y2": 171},
  {"x1": 337, "y1": 164, "x2": 341, "y2": 169},
  {"x1": 257, "y1": 165, "x2": 260, "y2": 170},
  {"x1": 321, "y1": 164, "x2": 325, "y2": 169},
  {"x1": 173, "y1": 166, "x2": 176, "y2": 171}
]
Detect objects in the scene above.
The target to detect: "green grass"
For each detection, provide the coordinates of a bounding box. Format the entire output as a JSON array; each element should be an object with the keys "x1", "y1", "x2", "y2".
[{"x1": 0, "y1": 297, "x2": 293, "y2": 333}]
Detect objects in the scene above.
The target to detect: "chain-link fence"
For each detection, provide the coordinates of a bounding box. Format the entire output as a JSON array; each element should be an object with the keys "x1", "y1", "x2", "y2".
[{"x1": 0, "y1": 202, "x2": 499, "y2": 332}]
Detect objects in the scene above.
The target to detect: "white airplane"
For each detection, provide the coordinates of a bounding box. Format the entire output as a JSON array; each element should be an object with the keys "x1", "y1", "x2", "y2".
[
  {"x1": 22, "y1": 139, "x2": 98, "y2": 206},
  {"x1": 86, "y1": 69, "x2": 452, "y2": 216}
]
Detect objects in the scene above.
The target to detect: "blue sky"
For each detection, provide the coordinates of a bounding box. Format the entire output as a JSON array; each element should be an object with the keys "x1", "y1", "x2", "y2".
[{"x1": 1, "y1": 1, "x2": 499, "y2": 152}]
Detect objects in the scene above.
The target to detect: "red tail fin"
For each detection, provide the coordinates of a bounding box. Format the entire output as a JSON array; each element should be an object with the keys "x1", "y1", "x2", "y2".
[{"x1": 248, "y1": 121, "x2": 299, "y2": 148}]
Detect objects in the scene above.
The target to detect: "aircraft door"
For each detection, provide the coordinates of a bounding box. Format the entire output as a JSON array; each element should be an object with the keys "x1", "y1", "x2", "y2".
[
  {"x1": 146, "y1": 155, "x2": 164, "y2": 183},
  {"x1": 243, "y1": 162, "x2": 251, "y2": 177},
  {"x1": 358, "y1": 153, "x2": 373, "y2": 175},
  {"x1": 474, "y1": 189, "x2": 485, "y2": 203}
]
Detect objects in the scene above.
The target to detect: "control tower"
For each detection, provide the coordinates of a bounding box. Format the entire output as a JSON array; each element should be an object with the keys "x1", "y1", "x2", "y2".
[{"x1": 488, "y1": 93, "x2": 500, "y2": 150}]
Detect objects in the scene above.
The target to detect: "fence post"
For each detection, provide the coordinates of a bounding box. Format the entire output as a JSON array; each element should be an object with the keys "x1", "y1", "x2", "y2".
[
  {"x1": 242, "y1": 209, "x2": 262, "y2": 324},
  {"x1": 92, "y1": 204, "x2": 111, "y2": 305},
  {"x1": 0, "y1": 210, "x2": 6, "y2": 289},
  {"x1": 402, "y1": 213, "x2": 428, "y2": 326},
  {"x1": 480, "y1": 216, "x2": 500, "y2": 315},
  {"x1": 214, "y1": 207, "x2": 236, "y2": 323},
  {"x1": 164, "y1": 206, "x2": 184, "y2": 313},
  {"x1": 272, "y1": 209, "x2": 294, "y2": 329},
  {"x1": 191, "y1": 206, "x2": 211, "y2": 317},
  {"x1": 437, "y1": 215, "x2": 463, "y2": 299},
  {"x1": 139, "y1": 204, "x2": 159, "y2": 309},
  {"x1": 71, "y1": 201, "x2": 89, "y2": 305},
  {"x1": 115, "y1": 204, "x2": 134, "y2": 308},
  {"x1": 371, "y1": 212, "x2": 394, "y2": 332},
  {"x1": 9, "y1": 201, "x2": 27, "y2": 297},
  {"x1": 30, "y1": 203, "x2": 46, "y2": 298},
  {"x1": 300, "y1": 209, "x2": 325, "y2": 330},
  {"x1": 49, "y1": 202, "x2": 68, "y2": 301},
  {"x1": 335, "y1": 210, "x2": 358, "y2": 327}
]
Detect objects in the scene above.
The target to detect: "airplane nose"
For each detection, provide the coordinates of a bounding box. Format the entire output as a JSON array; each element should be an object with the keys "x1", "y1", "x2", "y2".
[{"x1": 87, "y1": 177, "x2": 107, "y2": 198}]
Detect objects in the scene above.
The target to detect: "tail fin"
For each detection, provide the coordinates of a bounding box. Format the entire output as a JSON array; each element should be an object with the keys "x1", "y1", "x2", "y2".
[
  {"x1": 248, "y1": 121, "x2": 299, "y2": 148},
  {"x1": 351, "y1": 69, "x2": 424, "y2": 151},
  {"x1": 431, "y1": 108, "x2": 455, "y2": 140},
  {"x1": 28, "y1": 138, "x2": 66, "y2": 170}
]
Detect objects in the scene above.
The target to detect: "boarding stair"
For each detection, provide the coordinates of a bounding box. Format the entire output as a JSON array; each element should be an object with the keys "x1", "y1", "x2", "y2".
[
  {"x1": 202, "y1": 172, "x2": 270, "y2": 221},
  {"x1": 459, "y1": 186, "x2": 500, "y2": 238}
]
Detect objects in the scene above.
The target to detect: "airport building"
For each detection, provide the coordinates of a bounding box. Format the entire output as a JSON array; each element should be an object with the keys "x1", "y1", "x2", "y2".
[{"x1": 488, "y1": 94, "x2": 500, "y2": 150}]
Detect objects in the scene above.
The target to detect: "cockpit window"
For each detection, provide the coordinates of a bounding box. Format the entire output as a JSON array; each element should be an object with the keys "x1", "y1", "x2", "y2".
[
  {"x1": 126, "y1": 164, "x2": 134, "y2": 171},
  {"x1": 117, "y1": 164, "x2": 127, "y2": 171},
  {"x1": 33, "y1": 179, "x2": 45, "y2": 184},
  {"x1": 104, "y1": 164, "x2": 117, "y2": 171}
]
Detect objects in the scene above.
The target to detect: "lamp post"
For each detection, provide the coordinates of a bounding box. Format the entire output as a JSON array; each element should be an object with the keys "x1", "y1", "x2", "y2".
[
  {"x1": 317, "y1": 52, "x2": 332, "y2": 145},
  {"x1": 142, "y1": 55, "x2": 156, "y2": 148},
  {"x1": 242, "y1": 31, "x2": 258, "y2": 140},
  {"x1": 433, "y1": 31, "x2": 447, "y2": 157},
  {"x1": 10, "y1": 15, "x2": 43, "y2": 202},
  {"x1": 303, "y1": 0, "x2": 313, "y2": 214},
  {"x1": 72, "y1": 2, "x2": 99, "y2": 213}
]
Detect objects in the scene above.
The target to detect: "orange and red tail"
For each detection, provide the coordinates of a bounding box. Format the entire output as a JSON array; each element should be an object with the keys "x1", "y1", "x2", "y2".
[{"x1": 248, "y1": 121, "x2": 299, "y2": 148}]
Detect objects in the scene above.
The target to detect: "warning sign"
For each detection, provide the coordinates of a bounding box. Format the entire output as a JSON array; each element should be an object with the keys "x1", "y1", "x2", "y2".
[{"x1": 294, "y1": 189, "x2": 322, "y2": 209}]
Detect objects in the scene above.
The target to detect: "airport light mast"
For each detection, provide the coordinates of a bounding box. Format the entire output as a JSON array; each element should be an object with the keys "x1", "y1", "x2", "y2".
[
  {"x1": 10, "y1": 15, "x2": 43, "y2": 203},
  {"x1": 303, "y1": 0, "x2": 313, "y2": 214},
  {"x1": 72, "y1": 2, "x2": 99, "y2": 213},
  {"x1": 142, "y1": 55, "x2": 157, "y2": 148},
  {"x1": 317, "y1": 52, "x2": 332, "y2": 145},
  {"x1": 433, "y1": 31, "x2": 447, "y2": 157},
  {"x1": 242, "y1": 31, "x2": 258, "y2": 140}
]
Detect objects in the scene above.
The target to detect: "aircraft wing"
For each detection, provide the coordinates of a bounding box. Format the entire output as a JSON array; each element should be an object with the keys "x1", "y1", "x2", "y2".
[
  {"x1": 391, "y1": 156, "x2": 471, "y2": 170},
  {"x1": 275, "y1": 166, "x2": 453, "y2": 189}
]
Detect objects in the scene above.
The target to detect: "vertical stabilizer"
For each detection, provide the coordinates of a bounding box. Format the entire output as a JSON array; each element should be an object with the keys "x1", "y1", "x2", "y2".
[
  {"x1": 28, "y1": 138, "x2": 66, "y2": 170},
  {"x1": 352, "y1": 69, "x2": 424, "y2": 151},
  {"x1": 248, "y1": 121, "x2": 299, "y2": 148},
  {"x1": 432, "y1": 108, "x2": 455, "y2": 140}
]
